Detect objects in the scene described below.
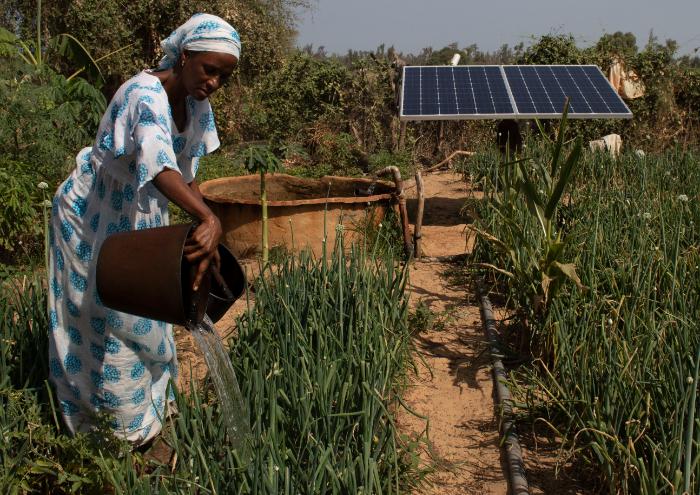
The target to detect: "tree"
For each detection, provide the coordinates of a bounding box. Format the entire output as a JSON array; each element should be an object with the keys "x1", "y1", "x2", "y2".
[
  {"x1": 0, "y1": 0, "x2": 311, "y2": 91},
  {"x1": 595, "y1": 31, "x2": 638, "y2": 59},
  {"x1": 519, "y1": 34, "x2": 585, "y2": 65},
  {"x1": 239, "y1": 144, "x2": 282, "y2": 264}
]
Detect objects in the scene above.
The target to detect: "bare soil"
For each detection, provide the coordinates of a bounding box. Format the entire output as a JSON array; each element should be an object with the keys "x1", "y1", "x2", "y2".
[{"x1": 399, "y1": 171, "x2": 508, "y2": 494}]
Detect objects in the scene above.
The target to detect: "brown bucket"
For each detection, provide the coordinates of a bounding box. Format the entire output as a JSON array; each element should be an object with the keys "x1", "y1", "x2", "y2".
[
  {"x1": 206, "y1": 242, "x2": 246, "y2": 323},
  {"x1": 96, "y1": 223, "x2": 244, "y2": 326}
]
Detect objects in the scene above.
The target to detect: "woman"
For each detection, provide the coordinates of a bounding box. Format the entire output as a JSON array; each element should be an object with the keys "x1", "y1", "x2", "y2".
[{"x1": 47, "y1": 13, "x2": 240, "y2": 445}]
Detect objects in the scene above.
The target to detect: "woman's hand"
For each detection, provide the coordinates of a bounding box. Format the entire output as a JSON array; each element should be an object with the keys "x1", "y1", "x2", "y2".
[{"x1": 183, "y1": 216, "x2": 222, "y2": 291}]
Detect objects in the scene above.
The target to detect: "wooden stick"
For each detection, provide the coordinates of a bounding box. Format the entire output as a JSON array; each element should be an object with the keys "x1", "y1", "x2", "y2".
[
  {"x1": 414, "y1": 170, "x2": 425, "y2": 260},
  {"x1": 375, "y1": 166, "x2": 413, "y2": 258},
  {"x1": 424, "y1": 150, "x2": 475, "y2": 173}
]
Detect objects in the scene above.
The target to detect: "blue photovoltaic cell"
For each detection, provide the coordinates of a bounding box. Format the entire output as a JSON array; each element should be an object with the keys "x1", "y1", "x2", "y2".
[
  {"x1": 503, "y1": 65, "x2": 630, "y2": 116},
  {"x1": 401, "y1": 64, "x2": 631, "y2": 120},
  {"x1": 401, "y1": 66, "x2": 513, "y2": 117}
]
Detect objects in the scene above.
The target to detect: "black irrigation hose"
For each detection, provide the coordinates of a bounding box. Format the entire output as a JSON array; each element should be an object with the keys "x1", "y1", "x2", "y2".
[{"x1": 478, "y1": 288, "x2": 530, "y2": 495}]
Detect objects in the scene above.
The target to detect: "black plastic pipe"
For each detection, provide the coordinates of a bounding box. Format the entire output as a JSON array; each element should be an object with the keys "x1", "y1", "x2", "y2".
[{"x1": 479, "y1": 290, "x2": 530, "y2": 495}]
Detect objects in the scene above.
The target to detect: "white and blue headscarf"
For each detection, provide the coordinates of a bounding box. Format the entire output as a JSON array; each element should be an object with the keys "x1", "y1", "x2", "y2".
[{"x1": 158, "y1": 13, "x2": 241, "y2": 70}]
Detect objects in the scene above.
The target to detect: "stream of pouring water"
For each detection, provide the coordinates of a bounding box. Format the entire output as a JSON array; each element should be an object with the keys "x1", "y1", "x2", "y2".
[{"x1": 187, "y1": 315, "x2": 253, "y2": 460}]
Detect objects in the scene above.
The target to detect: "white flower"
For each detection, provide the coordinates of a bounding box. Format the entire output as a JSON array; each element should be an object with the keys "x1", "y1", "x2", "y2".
[
  {"x1": 42, "y1": 199, "x2": 52, "y2": 207},
  {"x1": 687, "y1": 376, "x2": 694, "y2": 384},
  {"x1": 642, "y1": 212, "x2": 651, "y2": 220},
  {"x1": 378, "y1": 223, "x2": 383, "y2": 229},
  {"x1": 37, "y1": 181, "x2": 48, "y2": 190},
  {"x1": 607, "y1": 318, "x2": 613, "y2": 326},
  {"x1": 335, "y1": 224, "x2": 345, "y2": 233},
  {"x1": 677, "y1": 194, "x2": 689, "y2": 202}
]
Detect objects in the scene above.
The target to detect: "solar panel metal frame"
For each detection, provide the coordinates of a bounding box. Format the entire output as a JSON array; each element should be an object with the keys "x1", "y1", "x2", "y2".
[
  {"x1": 399, "y1": 65, "x2": 517, "y2": 121},
  {"x1": 399, "y1": 64, "x2": 633, "y2": 121}
]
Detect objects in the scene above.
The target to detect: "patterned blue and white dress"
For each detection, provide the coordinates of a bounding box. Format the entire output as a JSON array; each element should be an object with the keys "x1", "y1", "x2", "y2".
[{"x1": 48, "y1": 70, "x2": 220, "y2": 445}]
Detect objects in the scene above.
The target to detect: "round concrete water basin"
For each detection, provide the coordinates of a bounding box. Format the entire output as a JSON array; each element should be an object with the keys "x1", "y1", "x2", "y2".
[{"x1": 200, "y1": 174, "x2": 396, "y2": 258}]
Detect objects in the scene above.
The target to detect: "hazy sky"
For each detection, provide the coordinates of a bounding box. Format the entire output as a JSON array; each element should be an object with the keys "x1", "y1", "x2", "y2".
[{"x1": 295, "y1": 0, "x2": 700, "y2": 56}]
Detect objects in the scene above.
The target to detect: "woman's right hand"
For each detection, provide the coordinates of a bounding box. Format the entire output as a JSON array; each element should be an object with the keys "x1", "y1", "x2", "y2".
[{"x1": 183, "y1": 215, "x2": 222, "y2": 291}]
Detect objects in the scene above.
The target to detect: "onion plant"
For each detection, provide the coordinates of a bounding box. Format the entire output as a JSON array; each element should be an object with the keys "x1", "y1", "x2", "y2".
[
  {"x1": 472, "y1": 143, "x2": 700, "y2": 493},
  {"x1": 0, "y1": 239, "x2": 422, "y2": 493}
]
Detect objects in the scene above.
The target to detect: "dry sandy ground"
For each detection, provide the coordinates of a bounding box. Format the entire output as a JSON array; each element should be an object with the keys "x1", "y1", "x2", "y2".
[
  {"x1": 174, "y1": 169, "x2": 591, "y2": 494},
  {"x1": 399, "y1": 171, "x2": 508, "y2": 494}
]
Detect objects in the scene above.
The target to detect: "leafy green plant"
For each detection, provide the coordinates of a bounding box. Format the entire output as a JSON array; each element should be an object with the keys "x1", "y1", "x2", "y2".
[
  {"x1": 471, "y1": 101, "x2": 584, "y2": 327},
  {"x1": 0, "y1": 0, "x2": 129, "y2": 83},
  {"x1": 238, "y1": 144, "x2": 283, "y2": 264},
  {"x1": 0, "y1": 160, "x2": 43, "y2": 262},
  {"x1": 409, "y1": 299, "x2": 449, "y2": 334},
  {"x1": 0, "y1": 66, "x2": 105, "y2": 185},
  {"x1": 244, "y1": 52, "x2": 349, "y2": 145},
  {"x1": 310, "y1": 130, "x2": 366, "y2": 176},
  {"x1": 368, "y1": 150, "x2": 414, "y2": 179},
  {"x1": 518, "y1": 34, "x2": 586, "y2": 65}
]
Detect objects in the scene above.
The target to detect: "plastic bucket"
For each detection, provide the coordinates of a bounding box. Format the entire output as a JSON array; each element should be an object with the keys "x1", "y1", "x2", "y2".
[{"x1": 96, "y1": 223, "x2": 244, "y2": 325}]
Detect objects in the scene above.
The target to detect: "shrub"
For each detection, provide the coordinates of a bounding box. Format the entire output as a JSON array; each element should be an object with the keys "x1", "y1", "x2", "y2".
[
  {"x1": 245, "y1": 53, "x2": 349, "y2": 145},
  {"x1": 0, "y1": 159, "x2": 45, "y2": 263},
  {"x1": 0, "y1": 65, "x2": 104, "y2": 185}
]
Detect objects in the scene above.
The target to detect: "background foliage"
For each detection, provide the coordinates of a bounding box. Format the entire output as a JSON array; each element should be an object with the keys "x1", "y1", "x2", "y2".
[{"x1": 0, "y1": 1, "x2": 698, "y2": 261}]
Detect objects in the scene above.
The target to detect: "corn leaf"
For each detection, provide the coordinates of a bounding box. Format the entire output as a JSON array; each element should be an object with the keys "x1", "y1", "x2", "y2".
[
  {"x1": 551, "y1": 261, "x2": 585, "y2": 290},
  {"x1": 545, "y1": 136, "x2": 582, "y2": 221},
  {"x1": 550, "y1": 97, "x2": 570, "y2": 177}
]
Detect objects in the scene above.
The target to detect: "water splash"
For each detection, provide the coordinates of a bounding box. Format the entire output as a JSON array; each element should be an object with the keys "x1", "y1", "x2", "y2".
[{"x1": 188, "y1": 315, "x2": 252, "y2": 460}]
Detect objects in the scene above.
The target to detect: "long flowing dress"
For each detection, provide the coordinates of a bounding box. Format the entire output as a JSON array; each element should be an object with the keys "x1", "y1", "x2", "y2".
[{"x1": 48, "y1": 70, "x2": 220, "y2": 445}]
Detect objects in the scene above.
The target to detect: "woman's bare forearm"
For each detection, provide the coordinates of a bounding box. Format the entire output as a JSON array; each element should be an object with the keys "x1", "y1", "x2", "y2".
[
  {"x1": 189, "y1": 179, "x2": 204, "y2": 202},
  {"x1": 153, "y1": 169, "x2": 222, "y2": 290},
  {"x1": 153, "y1": 170, "x2": 212, "y2": 222}
]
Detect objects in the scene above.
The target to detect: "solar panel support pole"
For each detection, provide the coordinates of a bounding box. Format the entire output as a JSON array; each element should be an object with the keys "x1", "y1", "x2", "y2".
[
  {"x1": 398, "y1": 121, "x2": 407, "y2": 151},
  {"x1": 436, "y1": 121, "x2": 445, "y2": 155}
]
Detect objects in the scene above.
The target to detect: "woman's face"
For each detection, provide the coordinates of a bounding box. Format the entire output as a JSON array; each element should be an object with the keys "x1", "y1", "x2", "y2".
[{"x1": 180, "y1": 51, "x2": 238, "y2": 100}]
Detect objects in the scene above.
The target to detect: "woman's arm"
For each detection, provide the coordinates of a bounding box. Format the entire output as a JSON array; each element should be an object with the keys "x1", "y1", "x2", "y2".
[
  {"x1": 189, "y1": 178, "x2": 204, "y2": 201},
  {"x1": 152, "y1": 170, "x2": 221, "y2": 290}
]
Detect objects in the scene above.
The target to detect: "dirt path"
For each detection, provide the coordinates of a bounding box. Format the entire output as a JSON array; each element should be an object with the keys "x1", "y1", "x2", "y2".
[{"x1": 398, "y1": 171, "x2": 508, "y2": 494}]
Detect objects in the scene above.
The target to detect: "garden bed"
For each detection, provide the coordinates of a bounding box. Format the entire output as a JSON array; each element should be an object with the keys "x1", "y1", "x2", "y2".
[
  {"x1": 471, "y1": 143, "x2": 700, "y2": 494},
  {"x1": 0, "y1": 244, "x2": 420, "y2": 493}
]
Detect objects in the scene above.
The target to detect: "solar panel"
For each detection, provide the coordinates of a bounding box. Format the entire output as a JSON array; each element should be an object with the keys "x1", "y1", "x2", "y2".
[
  {"x1": 401, "y1": 66, "x2": 514, "y2": 120},
  {"x1": 399, "y1": 64, "x2": 632, "y2": 120},
  {"x1": 504, "y1": 65, "x2": 631, "y2": 118}
]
